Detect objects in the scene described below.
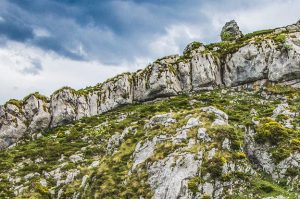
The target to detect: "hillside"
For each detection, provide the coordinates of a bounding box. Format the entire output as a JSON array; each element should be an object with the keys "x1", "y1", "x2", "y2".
[{"x1": 0, "y1": 20, "x2": 300, "y2": 198}]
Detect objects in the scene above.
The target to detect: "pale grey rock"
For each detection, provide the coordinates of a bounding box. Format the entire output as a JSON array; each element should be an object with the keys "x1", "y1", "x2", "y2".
[
  {"x1": 183, "y1": 42, "x2": 204, "y2": 55},
  {"x1": 263, "y1": 196, "x2": 286, "y2": 199},
  {"x1": 274, "y1": 28, "x2": 286, "y2": 34},
  {"x1": 172, "y1": 130, "x2": 189, "y2": 144},
  {"x1": 65, "y1": 169, "x2": 80, "y2": 184},
  {"x1": 88, "y1": 92, "x2": 99, "y2": 116},
  {"x1": 58, "y1": 154, "x2": 65, "y2": 162},
  {"x1": 268, "y1": 34, "x2": 300, "y2": 82},
  {"x1": 245, "y1": 127, "x2": 300, "y2": 181},
  {"x1": 1, "y1": 22, "x2": 300, "y2": 151},
  {"x1": 80, "y1": 175, "x2": 88, "y2": 188},
  {"x1": 69, "y1": 154, "x2": 83, "y2": 163},
  {"x1": 133, "y1": 56, "x2": 182, "y2": 102},
  {"x1": 250, "y1": 108, "x2": 258, "y2": 116},
  {"x1": 107, "y1": 127, "x2": 133, "y2": 154},
  {"x1": 212, "y1": 119, "x2": 228, "y2": 126},
  {"x1": 40, "y1": 178, "x2": 47, "y2": 187},
  {"x1": 132, "y1": 139, "x2": 156, "y2": 170},
  {"x1": 201, "y1": 182, "x2": 214, "y2": 196},
  {"x1": 145, "y1": 113, "x2": 176, "y2": 129},
  {"x1": 223, "y1": 42, "x2": 269, "y2": 87},
  {"x1": 35, "y1": 157, "x2": 43, "y2": 163},
  {"x1": 176, "y1": 61, "x2": 192, "y2": 91},
  {"x1": 98, "y1": 73, "x2": 133, "y2": 113},
  {"x1": 14, "y1": 185, "x2": 26, "y2": 195},
  {"x1": 220, "y1": 20, "x2": 243, "y2": 41},
  {"x1": 197, "y1": 128, "x2": 211, "y2": 142},
  {"x1": 287, "y1": 24, "x2": 300, "y2": 32},
  {"x1": 24, "y1": 172, "x2": 39, "y2": 180},
  {"x1": 148, "y1": 152, "x2": 201, "y2": 199},
  {"x1": 183, "y1": 117, "x2": 200, "y2": 129},
  {"x1": 0, "y1": 112, "x2": 27, "y2": 150},
  {"x1": 50, "y1": 88, "x2": 78, "y2": 127},
  {"x1": 276, "y1": 153, "x2": 300, "y2": 179},
  {"x1": 222, "y1": 138, "x2": 231, "y2": 150},
  {"x1": 245, "y1": 127, "x2": 277, "y2": 177},
  {"x1": 132, "y1": 136, "x2": 168, "y2": 170},
  {"x1": 89, "y1": 160, "x2": 99, "y2": 168},
  {"x1": 200, "y1": 106, "x2": 228, "y2": 126},
  {"x1": 57, "y1": 189, "x2": 64, "y2": 199},
  {"x1": 272, "y1": 103, "x2": 294, "y2": 118},
  {"x1": 191, "y1": 53, "x2": 222, "y2": 90},
  {"x1": 76, "y1": 95, "x2": 90, "y2": 120},
  {"x1": 223, "y1": 32, "x2": 300, "y2": 87},
  {"x1": 207, "y1": 148, "x2": 217, "y2": 159}
]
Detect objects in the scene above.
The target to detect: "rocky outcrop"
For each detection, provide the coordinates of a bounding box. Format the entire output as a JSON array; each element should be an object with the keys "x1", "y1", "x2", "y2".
[
  {"x1": 1, "y1": 20, "x2": 300, "y2": 149},
  {"x1": 1, "y1": 90, "x2": 299, "y2": 198},
  {"x1": 220, "y1": 20, "x2": 243, "y2": 41},
  {"x1": 148, "y1": 152, "x2": 201, "y2": 199},
  {"x1": 224, "y1": 33, "x2": 300, "y2": 86}
]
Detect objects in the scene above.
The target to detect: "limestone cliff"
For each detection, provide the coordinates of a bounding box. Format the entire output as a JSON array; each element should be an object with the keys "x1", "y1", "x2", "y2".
[{"x1": 1, "y1": 20, "x2": 300, "y2": 150}]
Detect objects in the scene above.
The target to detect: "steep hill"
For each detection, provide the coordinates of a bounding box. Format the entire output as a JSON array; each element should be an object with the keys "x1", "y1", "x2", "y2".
[{"x1": 0, "y1": 21, "x2": 299, "y2": 199}]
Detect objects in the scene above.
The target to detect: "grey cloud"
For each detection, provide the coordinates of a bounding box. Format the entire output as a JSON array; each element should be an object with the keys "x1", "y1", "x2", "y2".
[{"x1": 21, "y1": 59, "x2": 43, "y2": 75}]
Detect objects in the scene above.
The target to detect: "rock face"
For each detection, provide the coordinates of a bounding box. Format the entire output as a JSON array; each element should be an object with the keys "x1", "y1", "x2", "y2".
[
  {"x1": 148, "y1": 152, "x2": 200, "y2": 199},
  {"x1": 0, "y1": 89, "x2": 299, "y2": 198},
  {"x1": 220, "y1": 20, "x2": 243, "y2": 41},
  {"x1": 1, "y1": 20, "x2": 300, "y2": 149}
]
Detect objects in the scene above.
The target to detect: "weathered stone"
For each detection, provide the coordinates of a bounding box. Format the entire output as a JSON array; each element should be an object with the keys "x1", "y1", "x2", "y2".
[
  {"x1": 50, "y1": 88, "x2": 77, "y2": 127},
  {"x1": 148, "y1": 152, "x2": 201, "y2": 199},
  {"x1": 220, "y1": 20, "x2": 243, "y2": 41},
  {"x1": 200, "y1": 106, "x2": 228, "y2": 126},
  {"x1": 145, "y1": 113, "x2": 176, "y2": 129},
  {"x1": 1, "y1": 20, "x2": 300, "y2": 151}
]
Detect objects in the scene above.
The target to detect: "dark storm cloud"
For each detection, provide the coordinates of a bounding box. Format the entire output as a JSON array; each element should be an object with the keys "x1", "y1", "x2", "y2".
[
  {"x1": 0, "y1": 15, "x2": 34, "y2": 42},
  {"x1": 0, "y1": 0, "x2": 293, "y2": 65}
]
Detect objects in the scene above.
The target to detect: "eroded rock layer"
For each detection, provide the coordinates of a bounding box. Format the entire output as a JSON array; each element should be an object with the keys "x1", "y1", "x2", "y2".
[{"x1": 1, "y1": 21, "x2": 300, "y2": 149}]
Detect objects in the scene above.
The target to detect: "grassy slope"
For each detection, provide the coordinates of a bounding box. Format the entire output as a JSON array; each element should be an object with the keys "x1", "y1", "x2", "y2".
[{"x1": 0, "y1": 85, "x2": 299, "y2": 198}]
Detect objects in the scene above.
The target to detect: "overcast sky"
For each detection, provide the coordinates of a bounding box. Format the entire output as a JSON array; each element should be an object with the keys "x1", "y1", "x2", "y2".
[{"x1": 0, "y1": 0, "x2": 299, "y2": 104}]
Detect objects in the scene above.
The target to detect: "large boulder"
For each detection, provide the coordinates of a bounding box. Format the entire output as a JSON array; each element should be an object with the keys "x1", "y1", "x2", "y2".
[
  {"x1": 23, "y1": 94, "x2": 51, "y2": 132},
  {"x1": 98, "y1": 73, "x2": 133, "y2": 113},
  {"x1": 220, "y1": 20, "x2": 243, "y2": 41},
  {"x1": 50, "y1": 88, "x2": 78, "y2": 127},
  {"x1": 133, "y1": 55, "x2": 182, "y2": 102},
  {"x1": 0, "y1": 103, "x2": 27, "y2": 149},
  {"x1": 223, "y1": 33, "x2": 300, "y2": 86}
]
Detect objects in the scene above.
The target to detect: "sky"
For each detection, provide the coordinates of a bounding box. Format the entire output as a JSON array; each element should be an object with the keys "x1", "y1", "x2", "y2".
[{"x1": 0, "y1": 0, "x2": 300, "y2": 104}]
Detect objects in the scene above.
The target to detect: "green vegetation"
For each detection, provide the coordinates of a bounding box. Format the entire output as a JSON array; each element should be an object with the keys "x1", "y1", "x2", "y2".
[
  {"x1": 266, "y1": 84, "x2": 298, "y2": 95},
  {"x1": 204, "y1": 155, "x2": 227, "y2": 179},
  {"x1": 23, "y1": 92, "x2": 48, "y2": 102},
  {"x1": 0, "y1": 87, "x2": 299, "y2": 198},
  {"x1": 221, "y1": 31, "x2": 236, "y2": 41},
  {"x1": 242, "y1": 29, "x2": 274, "y2": 40},
  {"x1": 207, "y1": 125, "x2": 243, "y2": 150},
  {"x1": 255, "y1": 118, "x2": 300, "y2": 163},
  {"x1": 188, "y1": 176, "x2": 202, "y2": 194},
  {"x1": 274, "y1": 34, "x2": 286, "y2": 43},
  {"x1": 5, "y1": 99, "x2": 23, "y2": 110}
]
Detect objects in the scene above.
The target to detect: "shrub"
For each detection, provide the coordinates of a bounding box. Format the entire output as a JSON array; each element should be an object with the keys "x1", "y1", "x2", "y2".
[
  {"x1": 273, "y1": 34, "x2": 286, "y2": 44},
  {"x1": 205, "y1": 156, "x2": 226, "y2": 179},
  {"x1": 255, "y1": 118, "x2": 289, "y2": 145},
  {"x1": 208, "y1": 125, "x2": 243, "y2": 150},
  {"x1": 221, "y1": 31, "x2": 235, "y2": 41},
  {"x1": 266, "y1": 84, "x2": 296, "y2": 94},
  {"x1": 242, "y1": 29, "x2": 273, "y2": 40},
  {"x1": 188, "y1": 177, "x2": 201, "y2": 194},
  {"x1": 233, "y1": 152, "x2": 247, "y2": 159}
]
